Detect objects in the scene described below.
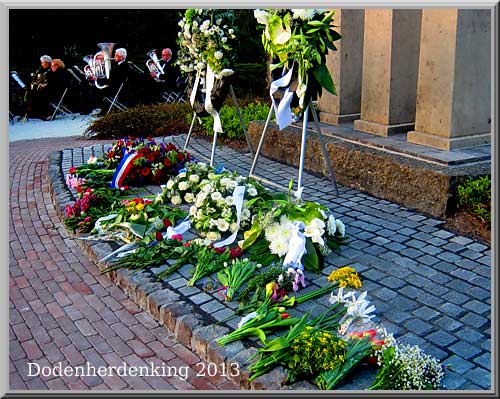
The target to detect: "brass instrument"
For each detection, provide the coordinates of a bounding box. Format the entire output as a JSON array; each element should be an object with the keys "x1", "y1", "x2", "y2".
[
  {"x1": 146, "y1": 49, "x2": 164, "y2": 81},
  {"x1": 98, "y1": 42, "x2": 116, "y2": 80},
  {"x1": 83, "y1": 53, "x2": 108, "y2": 89},
  {"x1": 30, "y1": 70, "x2": 48, "y2": 91}
]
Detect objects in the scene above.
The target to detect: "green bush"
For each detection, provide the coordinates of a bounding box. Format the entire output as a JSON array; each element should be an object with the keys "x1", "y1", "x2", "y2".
[
  {"x1": 199, "y1": 101, "x2": 271, "y2": 140},
  {"x1": 457, "y1": 175, "x2": 491, "y2": 223},
  {"x1": 85, "y1": 103, "x2": 192, "y2": 139}
]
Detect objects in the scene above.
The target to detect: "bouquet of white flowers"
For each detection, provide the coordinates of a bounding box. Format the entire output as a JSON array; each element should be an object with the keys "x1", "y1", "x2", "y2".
[
  {"x1": 242, "y1": 190, "x2": 348, "y2": 273},
  {"x1": 188, "y1": 172, "x2": 265, "y2": 242},
  {"x1": 158, "y1": 161, "x2": 212, "y2": 206}
]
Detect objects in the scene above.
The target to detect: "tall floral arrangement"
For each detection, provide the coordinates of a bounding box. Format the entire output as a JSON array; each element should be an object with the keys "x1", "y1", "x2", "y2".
[
  {"x1": 176, "y1": 9, "x2": 237, "y2": 100},
  {"x1": 254, "y1": 9, "x2": 341, "y2": 110}
]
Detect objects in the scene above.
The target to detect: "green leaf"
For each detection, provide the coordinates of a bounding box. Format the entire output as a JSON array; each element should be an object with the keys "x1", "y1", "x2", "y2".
[
  {"x1": 308, "y1": 20, "x2": 327, "y2": 27},
  {"x1": 120, "y1": 222, "x2": 147, "y2": 238},
  {"x1": 302, "y1": 237, "x2": 321, "y2": 274},
  {"x1": 241, "y1": 225, "x2": 263, "y2": 250},
  {"x1": 313, "y1": 64, "x2": 336, "y2": 96},
  {"x1": 260, "y1": 336, "x2": 290, "y2": 352}
]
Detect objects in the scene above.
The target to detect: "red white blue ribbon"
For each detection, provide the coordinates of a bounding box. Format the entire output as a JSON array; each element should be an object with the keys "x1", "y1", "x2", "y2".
[{"x1": 110, "y1": 151, "x2": 141, "y2": 189}]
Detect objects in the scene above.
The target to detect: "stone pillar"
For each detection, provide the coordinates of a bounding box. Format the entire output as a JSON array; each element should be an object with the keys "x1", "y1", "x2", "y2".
[
  {"x1": 353, "y1": 9, "x2": 422, "y2": 136},
  {"x1": 407, "y1": 9, "x2": 491, "y2": 150},
  {"x1": 318, "y1": 9, "x2": 365, "y2": 125}
]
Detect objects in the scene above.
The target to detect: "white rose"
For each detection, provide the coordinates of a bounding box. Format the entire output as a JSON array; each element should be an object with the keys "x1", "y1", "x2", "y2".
[
  {"x1": 178, "y1": 181, "x2": 189, "y2": 191},
  {"x1": 211, "y1": 191, "x2": 223, "y2": 201},
  {"x1": 184, "y1": 193, "x2": 195, "y2": 203},
  {"x1": 171, "y1": 196, "x2": 182, "y2": 206},
  {"x1": 217, "y1": 219, "x2": 229, "y2": 232},
  {"x1": 214, "y1": 51, "x2": 223, "y2": 60},
  {"x1": 206, "y1": 231, "x2": 221, "y2": 241},
  {"x1": 189, "y1": 174, "x2": 200, "y2": 184},
  {"x1": 189, "y1": 205, "x2": 197, "y2": 216}
]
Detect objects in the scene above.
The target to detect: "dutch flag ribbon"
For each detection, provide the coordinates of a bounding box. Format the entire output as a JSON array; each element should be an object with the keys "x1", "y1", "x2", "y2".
[{"x1": 110, "y1": 151, "x2": 141, "y2": 189}]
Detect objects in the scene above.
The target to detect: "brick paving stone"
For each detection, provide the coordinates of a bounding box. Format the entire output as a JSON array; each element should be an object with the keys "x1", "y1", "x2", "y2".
[
  {"x1": 449, "y1": 341, "x2": 482, "y2": 360},
  {"x1": 473, "y1": 353, "x2": 491, "y2": 370},
  {"x1": 426, "y1": 331, "x2": 457, "y2": 347},
  {"x1": 444, "y1": 354, "x2": 475, "y2": 374}
]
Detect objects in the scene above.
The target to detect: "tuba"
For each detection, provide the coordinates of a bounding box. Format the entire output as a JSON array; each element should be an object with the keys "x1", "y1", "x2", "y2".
[
  {"x1": 98, "y1": 42, "x2": 116, "y2": 80},
  {"x1": 83, "y1": 52, "x2": 108, "y2": 89},
  {"x1": 146, "y1": 49, "x2": 164, "y2": 81}
]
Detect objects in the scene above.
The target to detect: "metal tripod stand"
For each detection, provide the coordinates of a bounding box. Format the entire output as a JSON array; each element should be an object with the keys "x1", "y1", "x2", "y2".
[
  {"x1": 183, "y1": 85, "x2": 254, "y2": 166},
  {"x1": 248, "y1": 100, "x2": 338, "y2": 198}
]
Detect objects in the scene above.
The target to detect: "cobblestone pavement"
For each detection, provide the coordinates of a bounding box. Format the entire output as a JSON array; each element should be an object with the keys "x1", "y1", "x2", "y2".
[
  {"x1": 9, "y1": 137, "x2": 238, "y2": 390},
  {"x1": 10, "y1": 134, "x2": 491, "y2": 391}
]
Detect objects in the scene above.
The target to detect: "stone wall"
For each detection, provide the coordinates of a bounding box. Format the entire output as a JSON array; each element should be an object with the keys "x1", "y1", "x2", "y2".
[{"x1": 248, "y1": 121, "x2": 489, "y2": 218}]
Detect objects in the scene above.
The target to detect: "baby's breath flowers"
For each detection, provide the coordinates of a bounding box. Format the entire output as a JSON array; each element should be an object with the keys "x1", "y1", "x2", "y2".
[{"x1": 369, "y1": 328, "x2": 446, "y2": 390}]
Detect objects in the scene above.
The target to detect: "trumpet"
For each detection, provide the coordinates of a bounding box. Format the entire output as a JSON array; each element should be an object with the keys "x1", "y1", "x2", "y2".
[{"x1": 146, "y1": 49, "x2": 164, "y2": 81}]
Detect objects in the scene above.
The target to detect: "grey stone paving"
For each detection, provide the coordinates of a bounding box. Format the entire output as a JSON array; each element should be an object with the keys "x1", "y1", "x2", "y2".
[{"x1": 62, "y1": 134, "x2": 491, "y2": 390}]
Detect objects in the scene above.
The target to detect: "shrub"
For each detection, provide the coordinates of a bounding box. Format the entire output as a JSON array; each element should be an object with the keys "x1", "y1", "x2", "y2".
[
  {"x1": 199, "y1": 101, "x2": 271, "y2": 140},
  {"x1": 85, "y1": 103, "x2": 192, "y2": 139},
  {"x1": 457, "y1": 175, "x2": 491, "y2": 223}
]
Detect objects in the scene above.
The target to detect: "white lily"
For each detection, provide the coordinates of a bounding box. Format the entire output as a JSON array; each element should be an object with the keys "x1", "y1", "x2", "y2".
[{"x1": 343, "y1": 291, "x2": 376, "y2": 323}]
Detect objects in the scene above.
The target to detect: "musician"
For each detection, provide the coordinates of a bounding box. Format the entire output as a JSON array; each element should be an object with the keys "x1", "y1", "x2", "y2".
[
  {"x1": 27, "y1": 55, "x2": 53, "y2": 119},
  {"x1": 46, "y1": 59, "x2": 70, "y2": 103}
]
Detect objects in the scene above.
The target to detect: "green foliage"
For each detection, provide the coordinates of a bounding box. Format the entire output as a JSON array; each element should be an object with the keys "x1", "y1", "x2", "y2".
[
  {"x1": 85, "y1": 103, "x2": 192, "y2": 139},
  {"x1": 457, "y1": 175, "x2": 491, "y2": 223},
  {"x1": 200, "y1": 101, "x2": 271, "y2": 140}
]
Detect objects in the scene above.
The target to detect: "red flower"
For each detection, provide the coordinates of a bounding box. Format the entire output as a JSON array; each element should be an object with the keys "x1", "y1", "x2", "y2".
[
  {"x1": 171, "y1": 234, "x2": 183, "y2": 242},
  {"x1": 281, "y1": 312, "x2": 289, "y2": 319},
  {"x1": 76, "y1": 186, "x2": 83, "y2": 193},
  {"x1": 229, "y1": 247, "x2": 243, "y2": 259},
  {"x1": 367, "y1": 356, "x2": 378, "y2": 366},
  {"x1": 163, "y1": 218, "x2": 172, "y2": 228},
  {"x1": 141, "y1": 168, "x2": 151, "y2": 176},
  {"x1": 214, "y1": 246, "x2": 226, "y2": 255},
  {"x1": 163, "y1": 158, "x2": 172, "y2": 167},
  {"x1": 69, "y1": 167, "x2": 77, "y2": 174},
  {"x1": 178, "y1": 153, "x2": 185, "y2": 162},
  {"x1": 155, "y1": 231, "x2": 164, "y2": 242},
  {"x1": 183, "y1": 240, "x2": 191, "y2": 247}
]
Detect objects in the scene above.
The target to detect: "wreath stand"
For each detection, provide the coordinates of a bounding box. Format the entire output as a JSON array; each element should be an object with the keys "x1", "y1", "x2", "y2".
[
  {"x1": 248, "y1": 100, "x2": 339, "y2": 198},
  {"x1": 183, "y1": 84, "x2": 254, "y2": 167}
]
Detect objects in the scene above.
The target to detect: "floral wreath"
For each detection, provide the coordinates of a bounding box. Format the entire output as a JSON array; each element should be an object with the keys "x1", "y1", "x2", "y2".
[{"x1": 254, "y1": 9, "x2": 342, "y2": 111}]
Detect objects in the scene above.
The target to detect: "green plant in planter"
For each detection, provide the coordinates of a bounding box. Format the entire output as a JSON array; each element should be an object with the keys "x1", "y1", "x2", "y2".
[
  {"x1": 457, "y1": 175, "x2": 491, "y2": 223},
  {"x1": 200, "y1": 101, "x2": 271, "y2": 139}
]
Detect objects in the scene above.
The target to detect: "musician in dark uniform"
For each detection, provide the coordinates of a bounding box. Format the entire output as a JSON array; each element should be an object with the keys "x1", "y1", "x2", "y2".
[
  {"x1": 149, "y1": 48, "x2": 183, "y2": 102},
  {"x1": 28, "y1": 55, "x2": 52, "y2": 119},
  {"x1": 94, "y1": 47, "x2": 130, "y2": 110}
]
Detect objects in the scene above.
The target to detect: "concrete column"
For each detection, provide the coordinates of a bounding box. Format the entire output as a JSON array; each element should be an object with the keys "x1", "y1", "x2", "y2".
[
  {"x1": 318, "y1": 9, "x2": 365, "y2": 125},
  {"x1": 353, "y1": 9, "x2": 422, "y2": 136},
  {"x1": 407, "y1": 9, "x2": 491, "y2": 150}
]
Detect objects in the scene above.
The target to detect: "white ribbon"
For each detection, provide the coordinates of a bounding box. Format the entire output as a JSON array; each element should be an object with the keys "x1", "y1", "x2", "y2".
[
  {"x1": 270, "y1": 65, "x2": 295, "y2": 131},
  {"x1": 283, "y1": 220, "x2": 307, "y2": 268},
  {"x1": 100, "y1": 242, "x2": 136, "y2": 262},
  {"x1": 190, "y1": 70, "x2": 201, "y2": 107},
  {"x1": 165, "y1": 217, "x2": 191, "y2": 239},
  {"x1": 204, "y1": 64, "x2": 223, "y2": 134},
  {"x1": 213, "y1": 185, "x2": 246, "y2": 248}
]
